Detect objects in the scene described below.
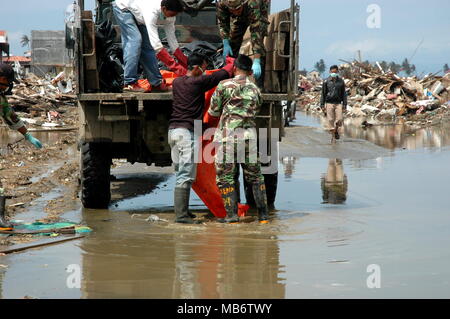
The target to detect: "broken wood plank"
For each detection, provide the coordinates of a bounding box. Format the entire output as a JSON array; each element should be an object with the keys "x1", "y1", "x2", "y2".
[
  {"x1": 0, "y1": 226, "x2": 76, "y2": 236},
  {"x1": 0, "y1": 235, "x2": 85, "y2": 255}
]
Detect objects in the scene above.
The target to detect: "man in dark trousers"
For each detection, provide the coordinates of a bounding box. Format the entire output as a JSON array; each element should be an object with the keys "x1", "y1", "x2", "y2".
[
  {"x1": 320, "y1": 65, "x2": 347, "y2": 142},
  {"x1": 169, "y1": 54, "x2": 234, "y2": 224}
]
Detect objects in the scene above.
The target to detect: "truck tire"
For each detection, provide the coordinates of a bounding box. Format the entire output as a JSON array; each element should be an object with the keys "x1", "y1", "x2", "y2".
[
  {"x1": 81, "y1": 142, "x2": 112, "y2": 209},
  {"x1": 244, "y1": 172, "x2": 278, "y2": 210}
]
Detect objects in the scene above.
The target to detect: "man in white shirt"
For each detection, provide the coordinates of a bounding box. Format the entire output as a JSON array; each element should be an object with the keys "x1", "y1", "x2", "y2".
[{"x1": 113, "y1": 0, "x2": 188, "y2": 92}]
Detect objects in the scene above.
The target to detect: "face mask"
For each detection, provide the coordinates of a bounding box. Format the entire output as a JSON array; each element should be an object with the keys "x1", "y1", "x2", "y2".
[{"x1": 330, "y1": 73, "x2": 339, "y2": 78}]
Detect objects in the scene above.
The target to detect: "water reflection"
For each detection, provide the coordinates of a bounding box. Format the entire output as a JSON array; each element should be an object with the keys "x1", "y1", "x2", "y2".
[
  {"x1": 321, "y1": 159, "x2": 348, "y2": 205},
  {"x1": 0, "y1": 127, "x2": 69, "y2": 155},
  {"x1": 79, "y1": 211, "x2": 286, "y2": 298},
  {"x1": 281, "y1": 156, "x2": 297, "y2": 180},
  {"x1": 344, "y1": 118, "x2": 450, "y2": 151}
]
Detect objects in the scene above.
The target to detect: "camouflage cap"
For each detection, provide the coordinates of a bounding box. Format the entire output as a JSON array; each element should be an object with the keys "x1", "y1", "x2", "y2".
[{"x1": 221, "y1": 0, "x2": 247, "y2": 10}]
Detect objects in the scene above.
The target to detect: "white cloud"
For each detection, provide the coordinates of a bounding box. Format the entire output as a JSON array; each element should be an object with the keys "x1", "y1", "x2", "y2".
[{"x1": 326, "y1": 38, "x2": 450, "y2": 58}]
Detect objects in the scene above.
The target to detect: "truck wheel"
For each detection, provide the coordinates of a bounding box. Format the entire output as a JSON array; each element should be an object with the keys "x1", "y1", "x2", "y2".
[
  {"x1": 244, "y1": 172, "x2": 278, "y2": 210},
  {"x1": 81, "y1": 142, "x2": 112, "y2": 209}
]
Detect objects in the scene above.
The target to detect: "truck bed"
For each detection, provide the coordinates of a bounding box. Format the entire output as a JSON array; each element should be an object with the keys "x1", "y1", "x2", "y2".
[{"x1": 78, "y1": 93, "x2": 291, "y2": 102}]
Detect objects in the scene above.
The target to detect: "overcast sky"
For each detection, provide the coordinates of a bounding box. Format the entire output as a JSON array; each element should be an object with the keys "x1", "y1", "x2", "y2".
[{"x1": 1, "y1": 0, "x2": 449, "y2": 75}]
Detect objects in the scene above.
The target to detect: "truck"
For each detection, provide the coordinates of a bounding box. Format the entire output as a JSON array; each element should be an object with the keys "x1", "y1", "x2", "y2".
[{"x1": 68, "y1": 0, "x2": 300, "y2": 210}]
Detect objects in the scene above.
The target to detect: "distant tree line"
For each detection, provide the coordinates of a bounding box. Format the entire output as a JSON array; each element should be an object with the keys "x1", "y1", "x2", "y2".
[
  {"x1": 376, "y1": 59, "x2": 416, "y2": 76},
  {"x1": 444, "y1": 64, "x2": 450, "y2": 74}
]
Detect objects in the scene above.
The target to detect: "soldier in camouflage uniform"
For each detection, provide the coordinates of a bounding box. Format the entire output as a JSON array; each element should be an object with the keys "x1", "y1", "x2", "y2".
[
  {"x1": 217, "y1": 0, "x2": 269, "y2": 87},
  {"x1": 208, "y1": 55, "x2": 269, "y2": 224},
  {"x1": 0, "y1": 64, "x2": 43, "y2": 228}
]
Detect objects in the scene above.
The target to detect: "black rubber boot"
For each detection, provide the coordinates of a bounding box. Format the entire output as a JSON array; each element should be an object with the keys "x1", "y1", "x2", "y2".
[
  {"x1": 252, "y1": 182, "x2": 270, "y2": 224},
  {"x1": 174, "y1": 187, "x2": 200, "y2": 224},
  {"x1": 218, "y1": 185, "x2": 240, "y2": 224},
  {"x1": 0, "y1": 196, "x2": 12, "y2": 228}
]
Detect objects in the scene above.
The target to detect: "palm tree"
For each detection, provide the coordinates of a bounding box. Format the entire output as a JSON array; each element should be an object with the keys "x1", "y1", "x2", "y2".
[
  {"x1": 314, "y1": 59, "x2": 326, "y2": 76},
  {"x1": 444, "y1": 64, "x2": 450, "y2": 74},
  {"x1": 20, "y1": 35, "x2": 30, "y2": 50}
]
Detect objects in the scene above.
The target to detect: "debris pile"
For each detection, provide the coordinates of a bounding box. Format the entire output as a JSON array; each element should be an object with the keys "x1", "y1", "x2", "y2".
[
  {"x1": 5, "y1": 72, "x2": 77, "y2": 128},
  {"x1": 299, "y1": 61, "x2": 450, "y2": 126}
]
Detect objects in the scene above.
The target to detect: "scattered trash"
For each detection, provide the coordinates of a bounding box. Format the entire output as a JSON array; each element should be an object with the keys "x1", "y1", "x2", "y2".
[
  {"x1": 145, "y1": 215, "x2": 169, "y2": 223},
  {"x1": 0, "y1": 222, "x2": 92, "y2": 237},
  {"x1": 7, "y1": 203, "x2": 25, "y2": 208},
  {"x1": 131, "y1": 214, "x2": 169, "y2": 223}
]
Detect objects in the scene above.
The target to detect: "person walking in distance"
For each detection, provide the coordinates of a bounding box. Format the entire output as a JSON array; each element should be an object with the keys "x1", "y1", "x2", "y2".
[{"x1": 320, "y1": 65, "x2": 347, "y2": 143}]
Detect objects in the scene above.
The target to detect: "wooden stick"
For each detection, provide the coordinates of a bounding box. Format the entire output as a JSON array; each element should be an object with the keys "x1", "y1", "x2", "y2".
[
  {"x1": 0, "y1": 235, "x2": 85, "y2": 255},
  {"x1": 27, "y1": 127, "x2": 78, "y2": 132}
]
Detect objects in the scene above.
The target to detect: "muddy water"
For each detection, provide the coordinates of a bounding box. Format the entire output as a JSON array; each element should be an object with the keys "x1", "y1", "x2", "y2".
[
  {"x1": 1, "y1": 115, "x2": 450, "y2": 299},
  {"x1": 0, "y1": 127, "x2": 66, "y2": 153}
]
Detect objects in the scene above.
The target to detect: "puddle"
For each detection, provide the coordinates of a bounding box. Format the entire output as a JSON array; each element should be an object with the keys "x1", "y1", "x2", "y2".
[
  {"x1": 0, "y1": 127, "x2": 68, "y2": 152},
  {"x1": 1, "y1": 114, "x2": 450, "y2": 298},
  {"x1": 295, "y1": 111, "x2": 450, "y2": 151},
  {"x1": 12, "y1": 187, "x2": 65, "y2": 223}
]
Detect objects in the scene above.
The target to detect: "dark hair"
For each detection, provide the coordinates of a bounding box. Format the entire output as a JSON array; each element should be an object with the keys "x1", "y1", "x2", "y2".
[
  {"x1": 330, "y1": 65, "x2": 339, "y2": 71},
  {"x1": 161, "y1": 0, "x2": 184, "y2": 12},
  {"x1": 187, "y1": 53, "x2": 207, "y2": 70},
  {"x1": 234, "y1": 54, "x2": 253, "y2": 72},
  {"x1": 0, "y1": 63, "x2": 15, "y2": 81}
]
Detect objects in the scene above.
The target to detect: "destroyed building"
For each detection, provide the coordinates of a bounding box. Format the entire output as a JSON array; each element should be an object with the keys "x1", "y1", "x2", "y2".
[
  {"x1": 30, "y1": 30, "x2": 73, "y2": 77},
  {"x1": 298, "y1": 61, "x2": 450, "y2": 125}
]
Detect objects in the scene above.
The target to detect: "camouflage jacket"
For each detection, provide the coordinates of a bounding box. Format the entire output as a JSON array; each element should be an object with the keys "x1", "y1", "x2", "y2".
[
  {"x1": 217, "y1": 0, "x2": 269, "y2": 56},
  {"x1": 209, "y1": 75, "x2": 262, "y2": 143},
  {"x1": 1, "y1": 94, "x2": 24, "y2": 131}
]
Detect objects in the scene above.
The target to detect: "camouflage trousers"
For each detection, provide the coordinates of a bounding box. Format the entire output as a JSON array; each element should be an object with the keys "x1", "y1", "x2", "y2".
[
  {"x1": 227, "y1": 0, "x2": 269, "y2": 57},
  {"x1": 228, "y1": 19, "x2": 268, "y2": 58},
  {"x1": 215, "y1": 139, "x2": 265, "y2": 188}
]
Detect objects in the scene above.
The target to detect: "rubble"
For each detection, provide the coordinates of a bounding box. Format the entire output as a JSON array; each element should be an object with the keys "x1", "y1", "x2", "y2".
[
  {"x1": 298, "y1": 61, "x2": 450, "y2": 126},
  {"x1": 4, "y1": 72, "x2": 77, "y2": 128}
]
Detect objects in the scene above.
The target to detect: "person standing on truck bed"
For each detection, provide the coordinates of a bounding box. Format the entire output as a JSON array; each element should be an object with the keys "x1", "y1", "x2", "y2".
[
  {"x1": 0, "y1": 63, "x2": 43, "y2": 228},
  {"x1": 169, "y1": 53, "x2": 234, "y2": 224},
  {"x1": 113, "y1": 0, "x2": 188, "y2": 93},
  {"x1": 208, "y1": 54, "x2": 269, "y2": 224},
  {"x1": 217, "y1": 0, "x2": 269, "y2": 88},
  {"x1": 320, "y1": 65, "x2": 348, "y2": 143}
]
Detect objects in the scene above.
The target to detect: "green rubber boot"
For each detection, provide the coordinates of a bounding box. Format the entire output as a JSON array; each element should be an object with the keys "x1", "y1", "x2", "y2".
[
  {"x1": 218, "y1": 184, "x2": 240, "y2": 224},
  {"x1": 0, "y1": 195, "x2": 12, "y2": 228},
  {"x1": 252, "y1": 182, "x2": 270, "y2": 224},
  {"x1": 174, "y1": 187, "x2": 200, "y2": 224}
]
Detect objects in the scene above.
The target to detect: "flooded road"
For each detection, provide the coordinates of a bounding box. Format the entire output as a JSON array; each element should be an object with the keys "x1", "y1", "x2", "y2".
[{"x1": 1, "y1": 113, "x2": 450, "y2": 299}]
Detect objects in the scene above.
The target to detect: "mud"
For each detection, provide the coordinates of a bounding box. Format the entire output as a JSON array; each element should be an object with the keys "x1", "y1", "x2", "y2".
[{"x1": 1, "y1": 112, "x2": 450, "y2": 299}]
